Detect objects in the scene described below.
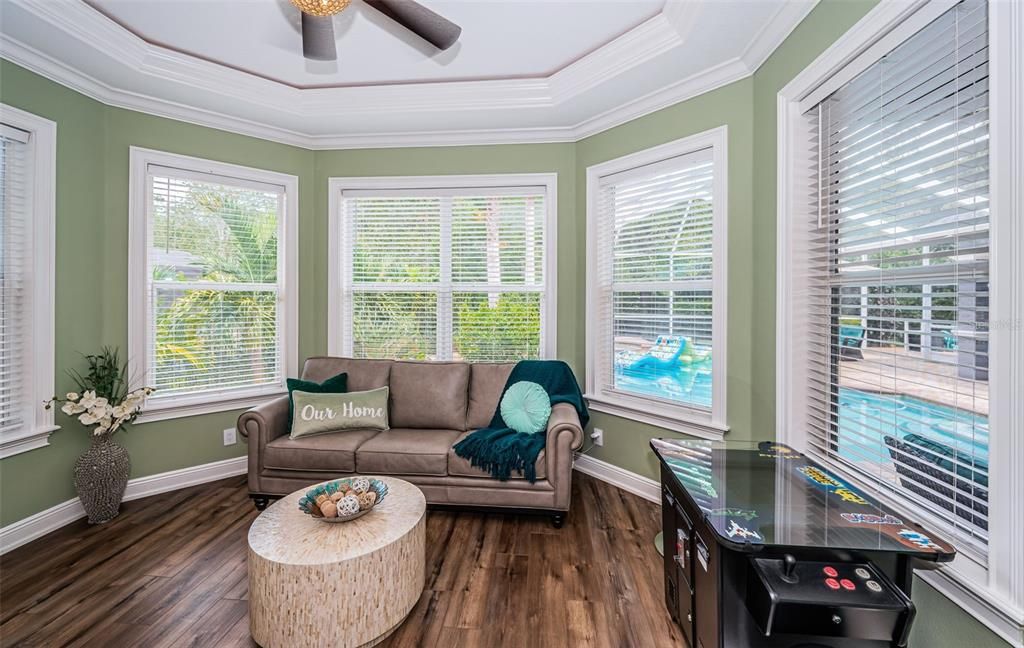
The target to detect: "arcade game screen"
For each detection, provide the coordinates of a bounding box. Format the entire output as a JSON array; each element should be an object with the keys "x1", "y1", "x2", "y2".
[{"x1": 651, "y1": 438, "x2": 954, "y2": 559}]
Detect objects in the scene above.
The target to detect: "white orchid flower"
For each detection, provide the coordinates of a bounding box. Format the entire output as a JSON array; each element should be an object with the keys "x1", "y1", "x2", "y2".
[
  {"x1": 112, "y1": 403, "x2": 130, "y2": 419},
  {"x1": 66, "y1": 392, "x2": 79, "y2": 401},
  {"x1": 79, "y1": 390, "x2": 98, "y2": 409},
  {"x1": 62, "y1": 402, "x2": 79, "y2": 416},
  {"x1": 79, "y1": 411, "x2": 100, "y2": 426}
]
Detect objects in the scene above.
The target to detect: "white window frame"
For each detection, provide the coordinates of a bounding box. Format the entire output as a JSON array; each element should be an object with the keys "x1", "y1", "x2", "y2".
[
  {"x1": 327, "y1": 173, "x2": 558, "y2": 360},
  {"x1": 128, "y1": 147, "x2": 299, "y2": 423},
  {"x1": 776, "y1": 1, "x2": 1024, "y2": 643},
  {"x1": 0, "y1": 104, "x2": 56, "y2": 458},
  {"x1": 585, "y1": 126, "x2": 729, "y2": 438}
]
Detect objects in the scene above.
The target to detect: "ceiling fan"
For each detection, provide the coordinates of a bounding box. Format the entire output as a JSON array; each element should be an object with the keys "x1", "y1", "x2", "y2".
[{"x1": 291, "y1": 0, "x2": 462, "y2": 61}]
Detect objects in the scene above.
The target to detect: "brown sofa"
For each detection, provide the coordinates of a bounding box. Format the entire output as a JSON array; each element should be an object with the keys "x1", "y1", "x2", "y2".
[{"x1": 238, "y1": 357, "x2": 585, "y2": 526}]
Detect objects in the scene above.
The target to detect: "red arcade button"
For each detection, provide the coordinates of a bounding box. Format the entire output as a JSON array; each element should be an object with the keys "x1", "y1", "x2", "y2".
[
  {"x1": 823, "y1": 566, "x2": 838, "y2": 578},
  {"x1": 840, "y1": 579, "x2": 856, "y2": 591},
  {"x1": 825, "y1": 578, "x2": 841, "y2": 590}
]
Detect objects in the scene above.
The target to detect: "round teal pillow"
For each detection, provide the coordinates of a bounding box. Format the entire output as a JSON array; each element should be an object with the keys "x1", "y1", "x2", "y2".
[{"x1": 500, "y1": 381, "x2": 552, "y2": 434}]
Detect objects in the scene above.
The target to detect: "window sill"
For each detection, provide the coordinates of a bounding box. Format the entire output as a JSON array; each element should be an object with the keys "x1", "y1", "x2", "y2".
[
  {"x1": 919, "y1": 565, "x2": 1024, "y2": 647},
  {"x1": 134, "y1": 388, "x2": 287, "y2": 424},
  {"x1": 0, "y1": 425, "x2": 60, "y2": 459},
  {"x1": 585, "y1": 393, "x2": 728, "y2": 440}
]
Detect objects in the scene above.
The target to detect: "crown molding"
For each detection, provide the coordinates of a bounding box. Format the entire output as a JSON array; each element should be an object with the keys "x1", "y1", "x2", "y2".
[
  {"x1": 740, "y1": 0, "x2": 819, "y2": 72},
  {"x1": 0, "y1": 34, "x2": 317, "y2": 149},
  {"x1": 572, "y1": 57, "x2": 752, "y2": 141},
  {"x1": 0, "y1": 0, "x2": 819, "y2": 149},
  {"x1": 548, "y1": 6, "x2": 698, "y2": 103}
]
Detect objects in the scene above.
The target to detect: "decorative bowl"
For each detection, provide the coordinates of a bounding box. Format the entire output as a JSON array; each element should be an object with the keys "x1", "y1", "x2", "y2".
[{"x1": 297, "y1": 477, "x2": 389, "y2": 523}]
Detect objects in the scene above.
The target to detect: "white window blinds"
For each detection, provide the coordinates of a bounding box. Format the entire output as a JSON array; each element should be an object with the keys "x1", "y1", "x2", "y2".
[
  {"x1": 145, "y1": 165, "x2": 287, "y2": 399},
  {"x1": 592, "y1": 148, "x2": 717, "y2": 412},
  {"x1": 805, "y1": 0, "x2": 990, "y2": 547},
  {"x1": 0, "y1": 124, "x2": 31, "y2": 434},
  {"x1": 340, "y1": 187, "x2": 548, "y2": 362}
]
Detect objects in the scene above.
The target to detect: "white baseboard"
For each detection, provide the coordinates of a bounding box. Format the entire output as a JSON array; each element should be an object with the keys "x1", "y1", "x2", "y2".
[
  {"x1": 123, "y1": 456, "x2": 248, "y2": 501},
  {"x1": 918, "y1": 568, "x2": 1024, "y2": 648},
  {"x1": 0, "y1": 455, "x2": 247, "y2": 555},
  {"x1": 573, "y1": 453, "x2": 661, "y2": 504}
]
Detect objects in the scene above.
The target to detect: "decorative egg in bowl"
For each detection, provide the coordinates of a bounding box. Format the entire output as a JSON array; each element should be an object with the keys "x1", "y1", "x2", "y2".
[{"x1": 297, "y1": 477, "x2": 389, "y2": 522}]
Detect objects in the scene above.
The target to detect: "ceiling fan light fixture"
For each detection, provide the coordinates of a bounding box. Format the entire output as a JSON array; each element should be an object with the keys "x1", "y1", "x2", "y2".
[{"x1": 290, "y1": 0, "x2": 350, "y2": 17}]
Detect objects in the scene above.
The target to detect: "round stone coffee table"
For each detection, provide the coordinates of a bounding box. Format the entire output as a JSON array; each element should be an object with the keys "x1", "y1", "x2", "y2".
[{"x1": 248, "y1": 477, "x2": 426, "y2": 648}]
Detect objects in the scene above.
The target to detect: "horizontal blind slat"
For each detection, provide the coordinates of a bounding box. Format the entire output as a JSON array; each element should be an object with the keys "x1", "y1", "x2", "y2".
[
  {"x1": 342, "y1": 190, "x2": 547, "y2": 362},
  {"x1": 803, "y1": 0, "x2": 990, "y2": 546},
  {"x1": 146, "y1": 169, "x2": 286, "y2": 399}
]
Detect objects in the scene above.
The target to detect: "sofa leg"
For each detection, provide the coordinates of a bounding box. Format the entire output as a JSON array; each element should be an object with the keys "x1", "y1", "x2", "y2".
[
  {"x1": 252, "y1": 495, "x2": 270, "y2": 511},
  {"x1": 551, "y1": 513, "x2": 566, "y2": 529}
]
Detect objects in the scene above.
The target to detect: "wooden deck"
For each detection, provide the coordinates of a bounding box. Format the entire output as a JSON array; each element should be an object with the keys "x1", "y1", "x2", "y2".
[{"x1": 840, "y1": 346, "x2": 989, "y2": 415}]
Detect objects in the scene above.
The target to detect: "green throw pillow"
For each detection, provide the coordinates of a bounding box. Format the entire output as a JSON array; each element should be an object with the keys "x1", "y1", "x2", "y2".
[
  {"x1": 290, "y1": 387, "x2": 390, "y2": 440},
  {"x1": 287, "y1": 372, "x2": 348, "y2": 432},
  {"x1": 500, "y1": 381, "x2": 551, "y2": 434}
]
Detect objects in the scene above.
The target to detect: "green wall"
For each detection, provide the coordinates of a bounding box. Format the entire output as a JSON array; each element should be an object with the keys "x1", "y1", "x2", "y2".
[
  {"x1": 0, "y1": 61, "x2": 108, "y2": 526},
  {"x1": 0, "y1": 3, "x2": 1013, "y2": 643},
  {"x1": 910, "y1": 577, "x2": 1010, "y2": 648},
  {"x1": 575, "y1": 77, "x2": 755, "y2": 478},
  {"x1": 0, "y1": 59, "x2": 577, "y2": 526},
  {"x1": 750, "y1": 0, "x2": 884, "y2": 437},
  {"x1": 0, "y1": 60, "x2": 318, "y2": 525},
  {"x1": 312, "y1": 145, "x2": 579, "y2": 367}
]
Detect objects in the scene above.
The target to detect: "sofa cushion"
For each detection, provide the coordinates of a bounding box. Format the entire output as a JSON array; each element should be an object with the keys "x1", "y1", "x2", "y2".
[
  {"x1": 289, "y1": 388, "x2": 390, "y2": 439},
  {"x1": 263, "y1": 429, "x2": 381, "y2": 473},
  {"x1": 447, "y1": 431, "x2": 547, "y2": 480},
  {"x1": 466, "y1": 363, "x2": 515, "y2": 429},
  {"x1": 286, "y1": 371, "x2": 348, "y2": 433},
  {"x1": 499, "y1": 381, "x2": 552, "y2": 434},
  {"x1": 356, "y1": 428, "x2": 462, "y2": 476},
  {"x1": 389, "y1": 362, "x2": 471, "y2": 430},
  {"x1": 301, "y1": 357, "x2": 392, "y2": 392}
]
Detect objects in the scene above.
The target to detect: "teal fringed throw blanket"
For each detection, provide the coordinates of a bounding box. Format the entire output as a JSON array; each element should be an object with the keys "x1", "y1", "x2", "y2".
[{"x1": 453, "y1": 360, "x2": 589, "y2": 483}]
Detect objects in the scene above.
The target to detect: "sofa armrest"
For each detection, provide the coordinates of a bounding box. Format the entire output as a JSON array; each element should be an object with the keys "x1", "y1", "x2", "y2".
[
  {"x1": 547, "y1": 402, "x2": 584, "y2": 450},
  {"x1": 546, "y1": 402, "x2": 583, "y2": 476},
  {"x1": 544, "y1": 402, "x2": 584, "y2": 511},
  {"x1": 238, "y1": 395, "x2": 289, "y2": 446}
]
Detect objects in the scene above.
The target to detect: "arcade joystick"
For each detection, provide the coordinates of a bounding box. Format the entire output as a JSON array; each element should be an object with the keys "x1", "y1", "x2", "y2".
[
  {"x1": 746, "y1": 556, "x2": 915, "y2": 644},
  {"x1": 782, "y1": 554, "x2": 798, "y2": 583}
]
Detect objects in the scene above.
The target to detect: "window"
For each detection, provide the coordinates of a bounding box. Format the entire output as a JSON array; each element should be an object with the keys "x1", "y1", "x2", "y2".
[
  {"x1": 0, "y1": 105, "x2": 56, "y2": 458},
  {"x1": 586, "y1": 127, "x2": 727, "y2": 436},
  {"x1": 779, "y1": 0, "x2": 1023, "y2": 638},
  {"x1": 128, "y1": 148, "x2": 298, "y2": 421},
  {"x1": 806, "y1": 0, "x2": 992, "y2": 548},
  {"x1": 328, "y1": 175, "x2": 556, "y2": 362}
]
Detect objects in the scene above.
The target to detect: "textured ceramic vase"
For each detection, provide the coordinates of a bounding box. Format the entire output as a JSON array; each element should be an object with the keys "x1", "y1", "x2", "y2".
[{"x1": 74, "y1": 435, "x2": 131, "y2": 524}]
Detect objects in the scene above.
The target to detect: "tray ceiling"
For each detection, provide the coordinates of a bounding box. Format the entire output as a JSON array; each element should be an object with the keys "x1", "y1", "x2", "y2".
[
  {"x1": 88, "y1": 0, "x2": 666, "y2": 88},
  {"x1": 0, "y1": 0, "x2": 818, "y2": 148}
]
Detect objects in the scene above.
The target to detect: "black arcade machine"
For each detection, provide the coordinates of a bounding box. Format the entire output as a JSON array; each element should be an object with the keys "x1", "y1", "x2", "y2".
[{"x1": 651, "y1": 438, "x2": 955, "y2": 648}]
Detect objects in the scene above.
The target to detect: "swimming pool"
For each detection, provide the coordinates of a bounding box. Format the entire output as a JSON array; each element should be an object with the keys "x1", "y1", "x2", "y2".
[
  {"x1": 614, "y1": 363, "x2": 713, "y2": 408},
  {"x1": 836, "y1": 387, "x2": 989, "y2": 466},
  {"x1": 612, "y1": 364, "x2": 989, "y2": 466}
]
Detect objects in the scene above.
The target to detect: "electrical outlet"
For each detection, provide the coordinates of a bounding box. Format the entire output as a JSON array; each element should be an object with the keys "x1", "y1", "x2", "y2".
[
  {"x1": 223, "y1": 427, "x2": 237, "y2": 446},
  {"x1": 591, "y1": 427, "x2": 604, "y2": 447}
]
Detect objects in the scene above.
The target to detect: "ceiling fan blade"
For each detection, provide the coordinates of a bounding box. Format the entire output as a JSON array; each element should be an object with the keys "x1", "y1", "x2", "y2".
[
  {"x1": 364, "y1": 0, "x2": 462, "y2": 51},
  {"x1": 301, "y1": 13, "x2": 337, "y2": 61}
]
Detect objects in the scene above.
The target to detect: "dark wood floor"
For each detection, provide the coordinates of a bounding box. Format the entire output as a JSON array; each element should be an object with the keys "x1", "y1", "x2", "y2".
[{"x1": 0, "y1": 473, "x2": 684, "y2": 648}]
